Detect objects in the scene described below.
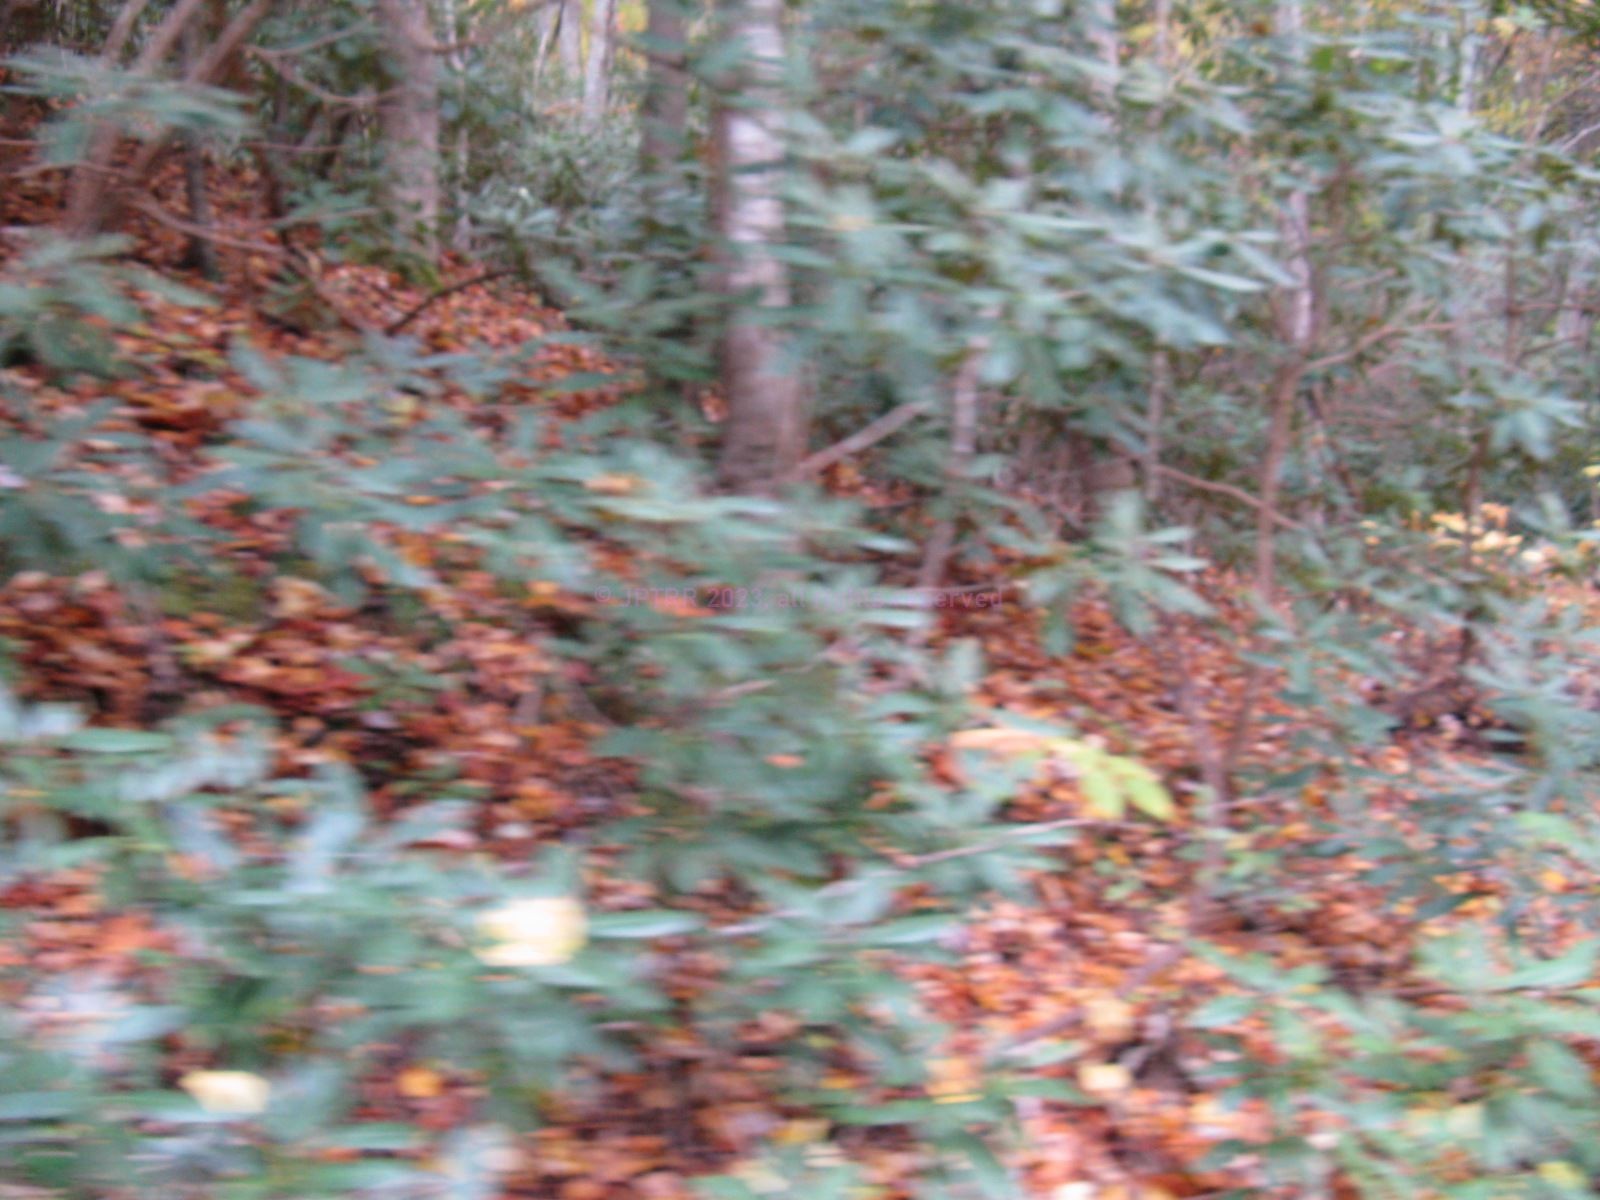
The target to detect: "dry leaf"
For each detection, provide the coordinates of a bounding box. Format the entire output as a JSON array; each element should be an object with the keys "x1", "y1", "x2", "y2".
[
  {"x1": 474, "y1": 896, "x2": 587, "y2": 967},
  {"x1": 180, "y1": 1070, "x2": 271, "y2": 1114}
]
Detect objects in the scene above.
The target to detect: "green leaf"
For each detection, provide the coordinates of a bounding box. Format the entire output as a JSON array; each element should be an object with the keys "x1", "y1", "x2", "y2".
[
  {"x1": 1527, "y1": 1039, "x2": 1597, "y2": 1101},
  {"x1": 588, "y1": 911, "x2": 704, "y2": 939},
  {"x1": 1124, "y1": 772, "x2": 1175, "y2": 821},
  {"x1": 57, "y1": 729, "x2": 172, "y2": 754},
  {"x1": 1497, "y1": 943, "x2": 1599, "y2": 992},
  {"x1": 1190, "y1": 994, "x2": 1256, "y2": 1029},
  {"x1": 0, "y1": 1092, "x2": 80, "y2": 1121}
]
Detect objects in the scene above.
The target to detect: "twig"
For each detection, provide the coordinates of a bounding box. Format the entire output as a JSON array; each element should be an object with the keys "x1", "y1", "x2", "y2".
[
  {"x1": 1153, "y1": 464, "x2": 1304, "y2": 530},
  {"x1": 247, "y1": 49, "x2": 387, "y2": 109},
  {"x1": 248, "y1": 24, "x2": 367, "y2": 59},
  {"x1": 779, "y1": 400, "x2": 929, "y2": 483},
  {"x1": 996, "y1": 941, "x2": 1186, "y2": 1056},
  {"x1": 131, "y1": 198, "x2": 285, "y2": 255},
  {"x1": 384, "y1": 269, "x2": 515, "y2": 335},
  {"x1": 1303, "y1": 319, "x2": 1454, "y2": 373}
]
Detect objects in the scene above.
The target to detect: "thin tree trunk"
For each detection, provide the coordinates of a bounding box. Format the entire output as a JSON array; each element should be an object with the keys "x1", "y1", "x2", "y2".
[
  {"x1": 1087, "y1": 0, "x2": 1119, "y2": 109},
  {"x1": 64, "y1": 0, "x2": 273, "y2": 239},
  {"x1": 1144, "y1": 352, "x2": 1167, "y2": 505},
  {"x1": 178, "y1": 18, "x2": 219, "y2": 279},
  {"x1": 62, "y1": 0, "x2": 210, "y2": 237},
  {"x1": 440, "y1": 0, "x2": 471, "y2": 251},
  {"x1": 1256, "y1": 0, "x2": 1315, "y2": 596},
  {"x1": 532, "y1": 2, "x2": 559, "y2": 86},
  {"x1": 582, "y1": 0, "x2": 616, "y2": 122},
  {"x1": 1457, "y1": 0, "x2": 1484, "y2": 114},
  {"x1": 376, "y1": 0, "x2": 441, "y2": 261},
  {"x1": 714, "y1": 0, "x2": 806, "y2": 492},
  {"x1": 918, "y1": 334, "x2": 987, "y2": 593},
  {"x1": 641, "y1": 0, "x2": 689, "y2": 176},
  {"x1": 557, "y1": 0, "x2": 581, "y2": 80}
]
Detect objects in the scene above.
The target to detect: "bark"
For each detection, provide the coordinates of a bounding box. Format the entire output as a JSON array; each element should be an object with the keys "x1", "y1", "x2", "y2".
[
  {"x1": 376, "y1": 0, "x2": 441, "y2": 262},
  {"x1": 178, "y1": 19, "x2": 220, "y2": 279},
  {"x1": 62, "y1": 0, "x2": 210, "y2": 237},
  {"x1": 917, "y1": 335, "x2": 987, "y2": 593},
  {"x1": 640, "y1": 0, "x2": 689, "y2": 176},
  {"x1": 439, "y1": 0, "x2": 471, "y2": 251},
  {"x1": 582, "y1": 0, "x2": 617, "y2": 122},
  {"x1": 713, "y1": 0, "x2": 806, "y2": 492},
  {"x1": 1087, "y1": 0, "x2": 1119, "y2": 109},
  {"x1": 1456, "y1": 0, "x2": 1484, "y2": 114},
  {"x1": 1256, "y1": 0, "x2": 1315, "y2": 596},
  {"x1": 556, "y1": 0, "x2": 581, "y2": 79},
  {"x1": 63, "y1": 0, "x2": 272, "y2": 239},
  {"x1": 532, "y1": 3, "x2": 559, "y2": 85}
]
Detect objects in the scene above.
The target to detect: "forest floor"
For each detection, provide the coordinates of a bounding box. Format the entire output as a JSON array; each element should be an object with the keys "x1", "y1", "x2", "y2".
[{"x1": 1, "y1": 152, "x2": 1590, "y2": 1200}]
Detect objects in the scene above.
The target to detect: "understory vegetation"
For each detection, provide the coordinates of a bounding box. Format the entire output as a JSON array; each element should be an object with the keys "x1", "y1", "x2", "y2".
[{"x1": 6, "y1": 0, "x2": 1600, "y2": 1197}]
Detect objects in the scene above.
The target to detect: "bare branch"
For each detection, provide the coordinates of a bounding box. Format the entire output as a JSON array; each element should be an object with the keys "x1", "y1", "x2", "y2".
[{"x1": 780, "y1": 401, "x2": 929, "y2": 483}]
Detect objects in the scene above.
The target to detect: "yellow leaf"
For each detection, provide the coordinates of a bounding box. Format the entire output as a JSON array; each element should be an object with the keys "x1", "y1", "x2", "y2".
[
  {"x1": 773, "y1": 1118, "x2": 830, "y2": 1146},
  {"x1": 1538, "y1": 1161, "x2": 1586, "y2": 1189},
  {"x1": 583, "y1": 473, "x2": 640, "y2": 496},
  {"x1": 1084, "y1": 995, "x2": 1136, "y2": 1043},
  {"x1": 397, "y1": 1066, "x2": 444, "y2": 1099},
  {"x1": 474, "y1": 896, "x2": 587, "y2": 968},
  {"x1": 1077, "y1": 1062, "x2": 1132, "y2": 1097},
  {"x1": 180, "y1": 1070, "x2": 271, "y2": 1114},
  {"x1": 926, "y1": 1056, "x2": 982, "y2": 1104}
]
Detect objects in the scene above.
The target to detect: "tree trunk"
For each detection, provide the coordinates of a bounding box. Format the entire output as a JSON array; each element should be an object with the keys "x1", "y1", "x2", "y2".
[
  {"x1": 557, "y1": 0, "x2": 582, "y2": 80},
  {"x1": 376, "y1": 0, "x2": 440, "y2": 262},
  {"x1": 713, "y1": 0, "x2": 806, "y2": 492},
  {"x1": 178, "y1": 17, "x2": 219, "y2": 279},
  {"x1": 439, "y1": 0, "x2": 471, "y2": 251},
  {"x1": 641, "y1": 0, "x2": 689, "y2": 175},
  {"x1": 582, "y1": 0, "x2": 616, "y2": 122},
  {"x1": 1257, "y1": 0, "x2": 1315, "y2": 596},
  {"x1": 1456, "y1": 0, "x2": 1484, "y2": 114},
  {"x1": 1087, "y1": 0, "x2": 1119, "y2": 109}
]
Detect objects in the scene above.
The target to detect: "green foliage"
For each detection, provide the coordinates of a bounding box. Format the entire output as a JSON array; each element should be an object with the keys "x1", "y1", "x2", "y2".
[
  {"x1": 0, "y1": 235, "x2": 210, "y2": 379},
  {"x1": 1190, "y1": 923, "x2": 1600, "y2": 1199},
  {"x1": 5, "y1": 47, "x2": 250, "y2": 164},
  {"x1": 16, "y1": 0, "x2": 1600, "y2": 1196},
  {"x1": 0, "y1": 331, "x2": 1088, "y2": 1194}
]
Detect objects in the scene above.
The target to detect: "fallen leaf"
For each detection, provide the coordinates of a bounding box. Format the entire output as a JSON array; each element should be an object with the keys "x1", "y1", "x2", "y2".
[
  {"x1": 474, "y1": 896, "x2": 587, "y2": 967},
  {"x1": 180, "y1": 1070, "x2": 271, "y2": 1114}
]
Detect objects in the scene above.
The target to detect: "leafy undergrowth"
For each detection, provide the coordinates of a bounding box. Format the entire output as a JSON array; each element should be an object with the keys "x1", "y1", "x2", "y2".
[{"x1": 5, "y1": 164, "x2": 1600, "y2": 1200}]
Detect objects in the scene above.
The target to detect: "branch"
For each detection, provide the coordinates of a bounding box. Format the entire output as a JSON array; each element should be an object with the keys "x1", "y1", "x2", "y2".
[
  {"x1": 1153, "y1": 464, "x2": 1304, "y2": 531},
  {"x1": 249, "y1": 24, "x2": 367, "y2": 59},
  {"x1": 131, "y1": 196, "x2": 284, "y2": 255},
  {"x1": 384, "y1": 269, "x2": 515, "y2": 335},
  {"x1": 188, "y1": 0, "x2": 278, "y2": 87},
  {"x1": 131, "y1": 0, "x2": 208, "y2": 73},
  {"x1": 247, "y1": 49, "x2": 386, "y2": 109},
  {"x1": 1304, "y1": 319, "x2": 1455, "y2": 373},
  {"x1": 100, "y1": 0, "x2": 153, "y2": 65},
  {"x1": 779, "y1": 400, "x2": 929, "y2": 482}
]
